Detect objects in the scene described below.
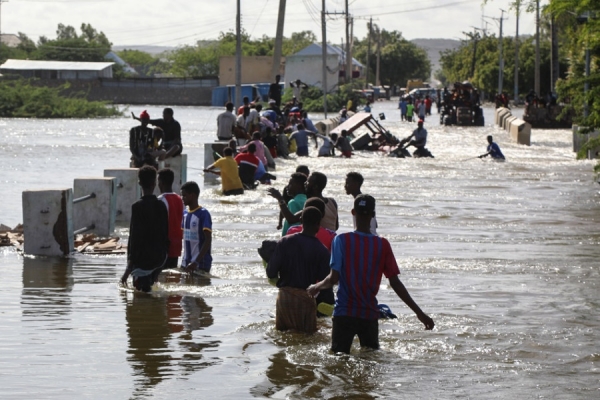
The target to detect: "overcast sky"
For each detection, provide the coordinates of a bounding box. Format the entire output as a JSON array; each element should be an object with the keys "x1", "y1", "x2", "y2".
[{"x1": 3, "y1": 0, "x2": 541, "y2": 47}]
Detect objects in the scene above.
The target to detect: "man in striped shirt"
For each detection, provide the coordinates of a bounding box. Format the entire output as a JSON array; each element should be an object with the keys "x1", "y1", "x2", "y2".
[
  {"x1": 180, "y1": 181, "x2": 212, "y2": 273},
  {"x1": 307, "y1": 194, "x2": 434, "y2": 354}
]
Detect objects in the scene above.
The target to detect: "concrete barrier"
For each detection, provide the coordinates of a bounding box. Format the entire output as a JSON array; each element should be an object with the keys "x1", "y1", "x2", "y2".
[
  {"x1": 159, "y1": 154, "x2": 187, "y2": 194},
  {"x1": 503, "y1": 115, "x2": 517, "y2": 131},
  {"x1": 495, "y1": 107, "x2": 511, "y2": 126},
  {"x1": 103, "y1": 168, "x2": 140, "y2": 224},
  {"x1": 499, "y1": 111, "x2": 513, "y2": 130},
  {"x1": 508, "y1": 118, "x2": 531, "y2": 146},
  {"x1": 315, "y1": 117, "x2": 340, "y2": 135},
  {"x1": 572, "y1": 126, "x2": 600, "y2": 158},
  {"x1": 22, "y1": 189, "x2": 74, "y2": 256},
  {"x1": 73, "y1": 177, "x2": 117, "y2": 237}
]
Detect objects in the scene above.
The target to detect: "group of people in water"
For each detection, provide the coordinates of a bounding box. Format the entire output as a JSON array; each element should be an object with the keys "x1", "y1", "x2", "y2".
[{"x1": 120, "y1": 158, "x2": 434, "y2": 354}]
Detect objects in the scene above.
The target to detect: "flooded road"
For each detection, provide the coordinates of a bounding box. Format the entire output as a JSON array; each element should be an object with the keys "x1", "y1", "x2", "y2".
[{"x1": 1, "y1": 102, "x2": 599, "y2": 398}]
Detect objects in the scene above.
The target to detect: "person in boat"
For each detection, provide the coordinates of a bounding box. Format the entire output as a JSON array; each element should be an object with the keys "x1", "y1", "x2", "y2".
[
  {"x1": 130, "y1": 110, "x2": 158, "y2": 168},
  {"x1": 157, "y1": 168, "x2": 184, "y2": 269},
  {"x1": 479, "y1": 135, "x2": 505, "y2": 160},
  {"x1": 267, "y1": 172, "x2": 308, "y2": 236},
  {"x1": 307, "y1": 194, "x2": 435, "y2": 353},
  {"x1": 132, "y1": 108, "x2": 182, "y2": 158},
  {"x1": 334, "y1": 130, "x2": 353, "y2": 158},
  {"x1": 121, "y1": 166, "x2": 169, "y2": 292},
  {"x1": 344, "y1": 172, "x2": 378, "y2": 235},
  {"x1": 267, "y1": 206, "x2": 331, "y2": 334},
  {"x1": 216, "y1": 102, "x2": 237, "y2": 141},
  {"x1": 306, "y1": 172, "x2": 339, "y2": 231},
  {"x1": 204, "y1": 147, "x2": 245, "y2": 196},
  {"x1": 234, "y1": 142, "x2": 260, "y2": 189},
  {"x1": 181, "y1": 181, "x2": 212, "y2": 274}
]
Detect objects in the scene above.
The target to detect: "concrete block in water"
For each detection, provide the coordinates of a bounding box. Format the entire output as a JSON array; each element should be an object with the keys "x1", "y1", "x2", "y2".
[
  {"x1": 508, "y1": 118, "x2": 531, "y2": 146},
  {"x1": 73, "y1": 177, "x2": 117, "y2": 236},
  {"x1": 160, "y1": 154, "x2": 187, "y2": 194},
  {"x1": 204, "y1": 144, "x2": 225, "y2": 185},
  {"x1": 315, "y1": 117, "x2": 340, "y2": 135},
  {"x1": 504, "y1": 116, "x2": 517, "y2": 131},
  {"x1": 22, "y1": 188, "x2": 73, "y2": 256},
  {"x1": 495, "y1": 108, "x2": 511, "y2": 126},
  {"x1": 103, "y1": 168, "x2": 140, "y2": 224}
]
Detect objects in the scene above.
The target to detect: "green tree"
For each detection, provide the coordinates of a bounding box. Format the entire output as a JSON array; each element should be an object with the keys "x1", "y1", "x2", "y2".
[
  {"x1": 116, "y1": 49, "x2": 167, "y2": 77},
  {"x1": 353, "y1": 27, "x2": 431, "y2": 87},
  {"x1": 35, "y1": 23, "x2": 112, "y2": 62}
]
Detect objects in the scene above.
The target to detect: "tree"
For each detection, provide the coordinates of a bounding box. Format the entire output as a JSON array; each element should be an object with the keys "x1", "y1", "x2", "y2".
[
  {"x1": 353, "y1": 28, "x2": 431, "y2": 87},
  {"x1": 35, "y1": 23, "x2": 112, "y2": 62}
]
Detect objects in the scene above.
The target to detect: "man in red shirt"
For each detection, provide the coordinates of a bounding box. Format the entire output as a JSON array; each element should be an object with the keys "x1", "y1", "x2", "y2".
[
  {"x1": 157, "y1": 168, "x2": 184, "y2": 268},
  {"x1": 234, "y1": 143, "x2": 260, "y2": 189}
]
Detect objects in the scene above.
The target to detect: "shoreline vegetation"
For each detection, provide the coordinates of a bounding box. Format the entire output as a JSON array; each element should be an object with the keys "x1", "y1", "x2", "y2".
[{"x1": 0, "y1": 78, "x2": 122, "y2": 118}]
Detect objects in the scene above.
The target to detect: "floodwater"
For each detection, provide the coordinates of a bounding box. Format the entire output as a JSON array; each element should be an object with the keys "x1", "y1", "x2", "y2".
[{"x1": 1, "y1": 102, "x2": 599, "y2": 399}]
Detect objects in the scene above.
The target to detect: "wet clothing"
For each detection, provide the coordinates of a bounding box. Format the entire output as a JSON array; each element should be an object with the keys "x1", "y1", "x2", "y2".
[
  {"x1": 487, "y1": 142, "x2": 505, "y2": 159},
  {"x1": 234, "y1": 152, "x2": 259, "y2": 189},
  {"x1": 332, "y1": 315, "x2": 379, "y2": 353},
  {"x1": 290, "y1": 129, "x2": 312, "y2": 156},
  {"x1": 411, "y1": 127, "x2": 428, "y2": 148},
  {"x1": 182, "y1": 206, "x2": 212, "y2": 272},
  {"x1": 148, "y1": 118, "x2": 182, "y2": 155},
  {"x1": 127, "y1": 194, "x2": 169, "y2": 291},
  {"x1": 267, "y1": 232, "x2": 332, "y2": 333},
  {"x1": 213, "y1": 156, "x2": 244, "y2": 194},
  {"x1": 316, "y1": 134, "x2": 335, "y2": 157}
]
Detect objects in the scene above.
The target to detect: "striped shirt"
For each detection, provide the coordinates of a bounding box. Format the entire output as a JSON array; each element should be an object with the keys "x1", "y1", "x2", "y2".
[
  {"x1": 182, "y1": 206, "x2": 212, "y2": 269},
  {"x1": 330, "y1": 232, "x2": 400, "y2": 320}
]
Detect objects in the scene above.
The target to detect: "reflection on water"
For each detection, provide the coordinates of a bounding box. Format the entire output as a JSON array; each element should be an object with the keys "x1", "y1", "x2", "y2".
[
  {"x1": 21, "y1": 257, "x2": 73, "y2": 318},
  {"x1": 123, "y1": 273, "x2": 219, "y2": 397}
]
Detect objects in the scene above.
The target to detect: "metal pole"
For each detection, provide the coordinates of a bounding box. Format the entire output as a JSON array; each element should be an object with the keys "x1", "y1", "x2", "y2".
[
  {"x1": 345, "y1": 0, "x2": 352, "y2": 83},
  {"x1": 235, "y1": 0, "x2": 242, "y2": 109},
  {"x1": 514, "y1": 2, "x2": 520, "y2": 104},
  {"x1": 534, "y1": 0, "x2": 540, "y2": 95},
  {"x1": 321, "y1": 0, "x2": 328, "y2": 118},
  {"x1": 375, "y1": 28, "x2": 381, "y2": 87},
  {"x1": 73, "y1": 193, "x2": 96, "y2": 204},
  {"x1": 365, "y1": 18, "x2": 371, "y2": 89},
  {"x1": 584, "y1": 47, "x2": 590, "y2": 119},
  {"x1": 498, "y1": 9, "x2": 504, "y2": 95},
  {"x1": 271, "y1": 0, "x2": 286, "y2": 81}
]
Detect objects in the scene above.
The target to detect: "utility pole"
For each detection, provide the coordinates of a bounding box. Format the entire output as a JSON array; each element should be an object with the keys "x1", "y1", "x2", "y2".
[
  {"x1": 514, "y1": 1, "x2": 520, "y2": 104},
  {"x1": 534, "y1": 0, "x2": 540, "y2": 96},
  {"x1": 344, "y1": 0, "x2": 353, "y2": 83},
  {"x1": 375, "y1": 27, "x2": 381, "y2": 87},
  {"x1": 550, "y1": 13, "x2": 559, "y2": 93},
  {"x1": 498, "y1": 9, "x2": 506, "y2": 95},
  {"x1": 271, "y1": 0, "x2": 286, "y2": 81},
  {"x1": 321, "y1": 0, "x2": 328, "y2": 118},
  {"x1": 365, "y1": 18, "x2": 372, "y2": 89},
  {"x1": 0, "y1": 0, "x2": 8, "y2": 42},
  {"x1": 235, "y1": 0, "x2": 242, "y2": 109}
]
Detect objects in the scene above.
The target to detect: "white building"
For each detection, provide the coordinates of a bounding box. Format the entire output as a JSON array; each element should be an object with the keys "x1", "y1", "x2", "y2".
[
  {"x1": 285, "y1": 44, "x2": 364, "y2": 93},
  {"x1": 0, "y1": 59, "x2": 114, "y2": 79}
]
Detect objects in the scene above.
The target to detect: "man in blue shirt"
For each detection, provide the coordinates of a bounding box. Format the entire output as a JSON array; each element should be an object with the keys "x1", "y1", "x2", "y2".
[{"x1": 479, "y1": 135, "x2": 505, "y2": 160}]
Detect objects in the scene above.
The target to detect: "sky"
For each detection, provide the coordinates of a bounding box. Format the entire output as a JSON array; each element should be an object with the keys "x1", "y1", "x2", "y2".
[{"x1": 2, "y1": 0, "x2": 541, "y2": 47}]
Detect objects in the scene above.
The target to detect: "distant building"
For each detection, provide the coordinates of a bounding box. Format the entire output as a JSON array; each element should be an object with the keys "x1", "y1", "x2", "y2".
[
  {"x1": 285, "y1": 44, "x2": 364, "y2": 93},
  {"x1": 0, "y1": 34, "x2": 22, "y2": 48},
  {"x1": 219, "y1": 56, "x2": 284, "y2": 86},
  {"x1": 0, "y1": 59, "x2": 114, "y2": 79}
]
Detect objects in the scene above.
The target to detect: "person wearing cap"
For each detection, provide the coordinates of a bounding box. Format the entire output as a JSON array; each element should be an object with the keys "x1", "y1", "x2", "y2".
[
  {"x1": 129, "y1": 110, "x2": 157, "y2": 168},
  {"x1": 307, "y1": 194, "x2": 435, "y2": 354},
  {"x1": 132, "y1": 108, "x2": 182, "y2": 158},
  {"x1": 479, "y1": 135, "x2": 505, "y2": 160}
]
